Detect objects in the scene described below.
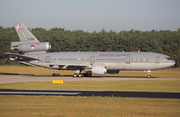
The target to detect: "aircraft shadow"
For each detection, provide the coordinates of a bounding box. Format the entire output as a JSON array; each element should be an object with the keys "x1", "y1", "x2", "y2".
[
  {"x1": 0, "y1": 72, "x2": 34, "y2": 76},
  {"x1": 0, "y1": 72, "x2": 156, "y2": 78}
]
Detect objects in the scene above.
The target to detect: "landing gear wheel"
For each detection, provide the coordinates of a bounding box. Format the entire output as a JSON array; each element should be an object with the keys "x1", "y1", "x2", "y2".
[
  {"x1": 87, "y1": 73, "x2": 92, "y2": 77},
  {"x1": 83, "y1": 73, "x2": 87, "y2": 77},
  {"x1": 78, "y1": 73, "x2": 82, "y2": 78},
  {"x1": 147, "y1": 75, "x2": 151, "y2": 78},
  {"x1": 73, "y1": 73, "x2": 78, "y2": 78}
]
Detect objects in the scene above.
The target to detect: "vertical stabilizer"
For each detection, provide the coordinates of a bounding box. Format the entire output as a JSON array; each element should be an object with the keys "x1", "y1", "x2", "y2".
[{"x1": 13, "y1": 23, "x2": 39, "y2": 43}]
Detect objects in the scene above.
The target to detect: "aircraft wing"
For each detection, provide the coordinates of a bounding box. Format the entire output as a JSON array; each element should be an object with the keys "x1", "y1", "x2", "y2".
[
  {"x1": 5, "y1": 52, "x2": 41, "y2": 60},
  {"x1": 49, "y1": 63, "x2": 90, "y2": 69},
  {"x1": 65, "y1": 64, "x2": 90, "y2": 67}
]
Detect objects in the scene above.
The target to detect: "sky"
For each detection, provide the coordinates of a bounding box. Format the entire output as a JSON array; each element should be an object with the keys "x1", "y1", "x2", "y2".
[{"x1": 0, "y1": 0, "x2": 180, "y2": 32}]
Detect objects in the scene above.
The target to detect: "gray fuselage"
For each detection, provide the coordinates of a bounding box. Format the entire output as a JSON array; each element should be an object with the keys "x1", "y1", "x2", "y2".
[{"x1": 28, "y1": 52, "x2": 175, "y2": 71}]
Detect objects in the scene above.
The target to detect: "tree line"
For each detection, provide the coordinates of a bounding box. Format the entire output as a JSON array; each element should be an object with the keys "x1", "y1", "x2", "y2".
[{"x1": 0, "y1": 26, "x2": 180, "y2": 67}]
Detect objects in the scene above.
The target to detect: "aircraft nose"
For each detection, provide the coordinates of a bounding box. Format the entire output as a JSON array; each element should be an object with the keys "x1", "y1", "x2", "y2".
[
  {"x1": 172, "y1": 60, "x2": 176, "y2": 65},
  {"x1": 169, "y1": 59, "x2": 176, "y2": 67},
  {"x1": 164, "y1": 59, "x2": 176, "y2": 68}
]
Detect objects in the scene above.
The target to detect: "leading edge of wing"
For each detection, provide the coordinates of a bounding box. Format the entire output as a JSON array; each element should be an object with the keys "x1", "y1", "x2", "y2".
[
  {"x1": 49, "y1": 63, "x2": 90, "y2": 69},
  {"x1": 49, "y1": 63, "x2": 90, "y2": 67},
  {"x1": 5, "y1": 52, "x2": 41, "y2": 60}
]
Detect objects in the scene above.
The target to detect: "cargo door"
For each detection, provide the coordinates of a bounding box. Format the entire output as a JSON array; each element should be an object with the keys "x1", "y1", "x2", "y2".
[
  {"x1": 156, "y1": 56, "x2": 160, "y2": 63},
  {"x1": 46, "y1": 56, "x2": 50, "y2": 63},
  {"x1": 125, "y1": 56, "x2": 130, "y2": 70},
  {"x1": 90, "y1": 56, "x2": 95, "y2": 63},
  {"x1": 126, "y1": 56, "x2": 130, "y2": 64}
]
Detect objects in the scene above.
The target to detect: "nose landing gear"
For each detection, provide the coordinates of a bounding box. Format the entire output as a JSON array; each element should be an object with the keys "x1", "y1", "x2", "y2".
[{"x1": 147, "y1": 70, "x2": 151, "y2": 78}]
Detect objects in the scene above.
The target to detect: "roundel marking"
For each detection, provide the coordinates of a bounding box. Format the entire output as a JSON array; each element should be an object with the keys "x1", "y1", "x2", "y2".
[{"x1": 31, "y1": 45, "x2": 35, "y2": 49}]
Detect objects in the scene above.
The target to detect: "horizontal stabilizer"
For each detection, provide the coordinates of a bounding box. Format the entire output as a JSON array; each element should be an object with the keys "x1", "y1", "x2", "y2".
[{"x1": 5, "y1": 52, "x2": 40, "y2": 60}]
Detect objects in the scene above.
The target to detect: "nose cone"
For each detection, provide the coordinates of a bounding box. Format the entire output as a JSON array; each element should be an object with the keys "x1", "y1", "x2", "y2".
[
  {"x1": 164, "y1": 59, "x2": 176, "y2": 68},
  {"x1": 172, "y1": 60, "x2": 176, "y2": 66},
  {"x1": 169, "y1": 60, "x2": 176, "y2": 67}
]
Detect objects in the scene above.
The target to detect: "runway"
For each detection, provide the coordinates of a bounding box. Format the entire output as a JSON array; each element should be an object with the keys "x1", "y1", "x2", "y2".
[
  {"x1": 0, "y1": 89, "x2": 180, "y2": 98},
  {"x1": 0, "y1": 75, "x2": 180, "y2": 84}
]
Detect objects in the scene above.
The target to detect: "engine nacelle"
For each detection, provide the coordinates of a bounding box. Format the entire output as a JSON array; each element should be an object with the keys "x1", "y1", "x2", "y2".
[
  {"x1": 11, "y1": 42, "x2": 51, "y2": 52},
  {"x1": 107, "y1": 70, "x2": 119, "y2": 74},
  {"x1": 92, "y1": 66, "x2": 107, "y2": 75}
]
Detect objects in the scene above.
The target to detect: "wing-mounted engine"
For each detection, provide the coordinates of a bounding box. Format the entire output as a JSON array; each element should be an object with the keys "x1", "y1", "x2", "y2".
[
  {"x1": 92, "y1": 65, "x2": 107, "y2": 75},
  {"x1": 11, "y1": 42, "x2": 51, "y2": 52}
]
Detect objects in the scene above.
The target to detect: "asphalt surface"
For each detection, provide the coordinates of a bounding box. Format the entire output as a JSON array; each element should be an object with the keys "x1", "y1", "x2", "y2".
[
  {"x1": 0, "y1": 75, "x2": 180, "y2": 98},
  {"x1": 0, "y1": 75, "x2": 180, "y2": 84},
  {"x1": 0, "y1": 89, "x2": 180, "y2": 98}
]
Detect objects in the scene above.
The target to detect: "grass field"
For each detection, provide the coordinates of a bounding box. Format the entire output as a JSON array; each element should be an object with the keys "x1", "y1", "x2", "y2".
[
  {"x1": 0, "y1": 95, "x2": 179, "y2": 117},
  {"x1": 0, "y1": 65, "x2": 180, "y2": 78},
  {"x1": 0, "y1": 65, "x2": 180, "y2": 116},
  {"x1": 0, "y1": 80, "x2": 180, "y2": 92}
]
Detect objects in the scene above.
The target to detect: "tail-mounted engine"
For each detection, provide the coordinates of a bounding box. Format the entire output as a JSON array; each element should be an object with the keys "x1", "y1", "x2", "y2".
[{"x1": 11, "y1": 42, "x2": 51, "y2": 52}]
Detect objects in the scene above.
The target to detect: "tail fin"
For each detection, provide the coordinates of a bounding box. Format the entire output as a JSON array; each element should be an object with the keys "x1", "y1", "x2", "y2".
[{"x1": 13, "y1": 23, "x2": 39, "y2": 43}]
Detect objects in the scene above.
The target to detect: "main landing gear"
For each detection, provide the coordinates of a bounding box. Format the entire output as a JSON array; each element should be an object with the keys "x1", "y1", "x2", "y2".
[
  {"x1": 83, "y1": 73, "x2": 92, "y2": 77},
  {"x1": 73, "y1": 73, "x2": 92, "y2": 77},
  {"x1": 73, "y1": 73, "x2": 83, "y2": 78},
  {"x1": 73, "y1": 70, "x2": 92, "y2": 78},
  {"x1": 73, "y1": 73, "x2": 92, "y2": 78}
]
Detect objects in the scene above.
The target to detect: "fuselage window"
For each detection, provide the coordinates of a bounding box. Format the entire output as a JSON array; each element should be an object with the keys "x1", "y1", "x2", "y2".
[
  {"x1": 96, "y1": 59, "x2": 125, "y2": 61},
  {"x1": 142, "y1": 59, "x2": 146, "y2": 61},
  {"x1": 58, "y1": 58, "x2": 65, "y2": 60},
  {"x1": 67, "y1": 58, "x2": 76, "y2": 60}
]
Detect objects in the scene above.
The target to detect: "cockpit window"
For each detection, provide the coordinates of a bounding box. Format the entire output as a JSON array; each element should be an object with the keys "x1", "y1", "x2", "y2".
[{"x1": 164, "y1": 57, "x2": 172, "y2": 60}]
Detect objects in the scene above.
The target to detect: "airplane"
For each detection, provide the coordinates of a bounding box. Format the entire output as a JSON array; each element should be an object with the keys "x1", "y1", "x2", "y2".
[{"x1": 5, "y1": 23, "x2": 176, "y2": 78}]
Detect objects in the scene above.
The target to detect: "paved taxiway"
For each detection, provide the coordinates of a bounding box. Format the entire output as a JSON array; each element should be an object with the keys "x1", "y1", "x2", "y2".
[
  {"x1": 0, "y1": 89, "x2": 180, "y2": 98},
  {"x1": 0, "y1": 75, "x2": 180, "y2": 84},
  {"x1": 0, "y1": 75, "x2": 180, "y2": 98}
]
